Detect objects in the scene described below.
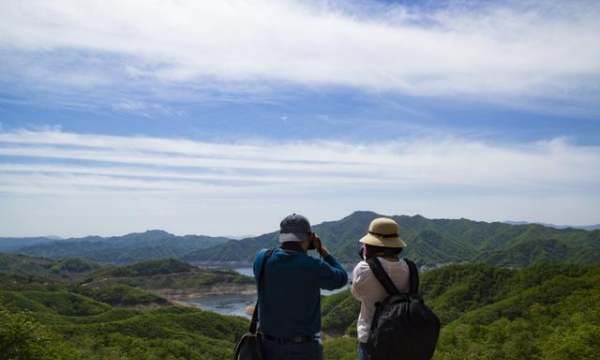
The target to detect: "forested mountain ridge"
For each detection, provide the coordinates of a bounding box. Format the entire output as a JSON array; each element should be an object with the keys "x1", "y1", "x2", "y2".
[
  {"x1": 8, "y1": 211, "x2": 600, "y2": 267},
  {"x1": 11, "y1": 230, "x2": 230, "y2": 263},
  {"x1": 322, "y1": 263, "x2": 600, "y2": 360},
  {"x1": 186, "y1": 211, "x2": 600, "y2": 266},
  {"x1": 0, "y1": 236, "x2": 63, "y2": 252},
  {"x1": 0, "y1": 253, "x2": 253, "y2": 359}
]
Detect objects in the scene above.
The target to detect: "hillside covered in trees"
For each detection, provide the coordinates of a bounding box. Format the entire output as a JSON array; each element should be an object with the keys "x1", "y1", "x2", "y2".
[
  {"x1": 0, "y1": 254, "x2": 251, "y2": 359},
  {"x1": 1, "y1": 252, "x2": 598, "y2": 359},
  {"x1": 7, "y1": 211, "x2": 600, "y2": 267},
  {"x1": 6, "y1": 230, "x2": 229, "y2": 263},
  {"x1": 322, "y1": 263, "x2": 600, "y2": 360},
  {"x1": 186, "y1": 211, "x2": 600, "y2": 266}
]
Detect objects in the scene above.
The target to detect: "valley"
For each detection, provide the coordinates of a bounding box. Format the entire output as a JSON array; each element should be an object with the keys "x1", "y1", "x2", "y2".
[{"x1": 1, "y1": 211, "x2": 599, "y2": 359}]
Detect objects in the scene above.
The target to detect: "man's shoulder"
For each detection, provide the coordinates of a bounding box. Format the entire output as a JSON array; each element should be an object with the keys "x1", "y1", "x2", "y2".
[
  {"x1": 253, "y1": 248, "x2": 272, "y2": 265},
  {"x1": 298, "y1": 252, "x2": 326, "y2": 267}
]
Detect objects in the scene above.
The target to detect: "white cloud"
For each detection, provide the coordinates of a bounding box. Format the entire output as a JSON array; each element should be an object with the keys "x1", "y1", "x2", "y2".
[
  {"x1": 1, "y1": 129, "x2": 599, "y2": 236},
  {"x1": 0, "y1": 128, "x2": 598, "y2": 191},
  {"x1": 0, "y1": 0, "x2": 599, "y2": 104}
]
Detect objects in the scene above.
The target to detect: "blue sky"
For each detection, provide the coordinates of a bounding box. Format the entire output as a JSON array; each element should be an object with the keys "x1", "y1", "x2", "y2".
[{"x1": 1, "y1": 0, "x2": 599, "y2": 237}]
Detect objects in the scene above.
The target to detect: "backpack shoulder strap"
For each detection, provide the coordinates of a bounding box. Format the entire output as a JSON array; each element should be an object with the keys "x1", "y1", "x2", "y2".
[
  {"x1": 366, "y1": 257, "x2": 400, "y2": 295},
  {"x1": 404, "y1": 259, "x2": 420, "y2": 294},
  {"x1": 249, "y1": 249, "x2": 273, "y2": 334}
]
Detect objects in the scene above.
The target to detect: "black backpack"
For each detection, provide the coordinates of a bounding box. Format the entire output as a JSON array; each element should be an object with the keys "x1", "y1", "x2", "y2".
[{"x1": 365, "y1": 258, "x2": 440, "y2": 360}]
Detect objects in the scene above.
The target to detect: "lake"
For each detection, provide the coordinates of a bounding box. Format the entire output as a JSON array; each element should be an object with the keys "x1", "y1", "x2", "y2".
[{"x1": 184, "y1": 267, "x2": 351, "y2": 318}]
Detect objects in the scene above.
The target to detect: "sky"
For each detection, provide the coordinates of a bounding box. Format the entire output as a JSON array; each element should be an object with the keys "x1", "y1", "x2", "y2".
[{"x1": 1, "y1": 0, "x2": 599, "y2": 237}]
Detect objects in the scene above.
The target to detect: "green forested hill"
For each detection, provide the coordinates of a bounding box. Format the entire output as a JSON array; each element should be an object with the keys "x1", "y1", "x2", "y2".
[
  {"x1": 0, "y1": 292, "x2": 248, "y2": 360},
  {"x1": 1, "y1": 253, "x2": 598, "y2": 359},
  {"x1": 0, "y1": 254, "x2": 250, "y2": 360},
  {"x1": 14, "y1": 230, "x2": 230, "y2": 263},
  {"x1": 0, "y1": 253, "x2": 100, "y2": 284},
  {"x1": 11, "y1": 212, "x2": 600, "y2": 267},
  {"x1": 85, "y1": 258, "x2": 253, "y2": 292},
  {"x1": 186, "y1": 211, "x2": 600, "y2": 266},
  {"x1": 321, "y1": 263, "x2": 600, "y2": 360}
]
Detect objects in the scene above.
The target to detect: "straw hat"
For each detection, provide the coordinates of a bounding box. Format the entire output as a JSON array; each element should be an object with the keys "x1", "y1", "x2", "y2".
[{"x1": 359, "y1": 217, "x2": 407, "y2": 248}]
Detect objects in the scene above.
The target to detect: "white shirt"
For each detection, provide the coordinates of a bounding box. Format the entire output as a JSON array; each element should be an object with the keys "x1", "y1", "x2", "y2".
[{"x1": 351, "y1": 257, "x2": 410, "y2": 343}]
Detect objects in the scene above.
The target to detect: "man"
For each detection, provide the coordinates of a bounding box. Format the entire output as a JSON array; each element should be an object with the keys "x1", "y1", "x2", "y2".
[
  {"x1": 253, "y1": 213, "x2": 348, "y2": 360},
  {"x1": 351, "y1": 217, "x2": 409, "y2": 360}
]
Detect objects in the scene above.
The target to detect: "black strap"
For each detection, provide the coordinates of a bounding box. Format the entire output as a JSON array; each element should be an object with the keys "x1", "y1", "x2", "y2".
[
  {"x1": 367, "y1": 257, "x2": 400, "y2": 295},
  {"x1": 404, "y1": 259, "x2": 419, "y2": 294},
  {"x1": 368, "y1": 231, "x2": 399, "y2": 238},
  {"x1": 366, "y1": 257, "x2": 419, "y2": 296},
  {"x1": 249, "y1": 249, "x2": 273, "y2": 334}
]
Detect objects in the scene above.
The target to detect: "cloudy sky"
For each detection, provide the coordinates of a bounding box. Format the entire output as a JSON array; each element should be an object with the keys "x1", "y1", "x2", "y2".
[{"x1": 1, "y1": 0, "x2": 599, "y2": 237}]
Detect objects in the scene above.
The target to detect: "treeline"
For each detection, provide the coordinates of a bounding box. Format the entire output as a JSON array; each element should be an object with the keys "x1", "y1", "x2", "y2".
[
  {"x1": 0, "y1": 254, "x2": 249, "y2": 359},
  {"x1": 184, "y1": 211, "x2": 600, "y2": 266},
  {"x1": 2, "y1": 253, "x2": 598, "y2": 359},
  {"x1": 9, "y1": 211, "x2": 600, "y2": 267},
  {"x1": 321, "y1": 263, "x2": 600, "y2": 360}
]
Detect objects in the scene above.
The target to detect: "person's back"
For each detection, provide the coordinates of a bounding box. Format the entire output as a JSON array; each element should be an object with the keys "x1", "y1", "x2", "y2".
[
  {"x1": 350, "y1": 217, "x2": 410, "y2": 360},
  {"x1": 352, "y1": 256, "x2": 410, "y2": 342},
  {"x1": 253, "y1": 214, "x2": 348, "y2": 360}
]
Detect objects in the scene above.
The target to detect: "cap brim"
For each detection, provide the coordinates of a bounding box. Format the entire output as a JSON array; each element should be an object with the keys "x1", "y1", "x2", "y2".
[
  {"x1": 279, "y1": 232, "x2": 309, "y2": 243},
  {"x1": 359, "y1": 233, "x2": 407, "y2": 248}
]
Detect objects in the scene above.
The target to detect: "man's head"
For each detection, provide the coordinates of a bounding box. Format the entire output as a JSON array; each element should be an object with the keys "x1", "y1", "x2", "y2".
[{"x1": 279, "y1": 213, "x2": 313, "y2": 251}]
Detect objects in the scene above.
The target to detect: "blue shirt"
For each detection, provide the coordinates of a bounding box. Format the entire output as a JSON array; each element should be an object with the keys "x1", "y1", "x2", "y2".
[{"x1": 253, "y1": 248, "x2": 348, "y2": 337}]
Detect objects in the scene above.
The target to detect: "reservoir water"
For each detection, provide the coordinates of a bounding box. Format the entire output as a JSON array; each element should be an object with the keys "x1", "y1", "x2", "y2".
[{"x1": 184, "y1": 267, "x2": 350, "y2": 318}]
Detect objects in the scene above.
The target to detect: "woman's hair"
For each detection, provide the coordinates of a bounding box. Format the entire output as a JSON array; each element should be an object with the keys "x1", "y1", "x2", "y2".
[{"x1": 364, "y1": 244, "x2": 403, "y2": 259}]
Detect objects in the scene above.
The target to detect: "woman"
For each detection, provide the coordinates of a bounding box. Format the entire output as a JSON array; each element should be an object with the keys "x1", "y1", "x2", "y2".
[{"x1": 351, "y1": 217, "x2": 409, "y2": 360}]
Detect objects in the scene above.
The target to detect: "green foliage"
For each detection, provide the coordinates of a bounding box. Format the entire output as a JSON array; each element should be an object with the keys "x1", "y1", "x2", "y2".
[
  {"x1": 2, "y1": 250, "x2": 598, "y2": 360},
  {"x1": 9, "y1": 212, "x2": 600, "y2": 267},
  {"x1": 186, "y1": 211, "x2": 600, "y2": 267},
  {"x1": 0, "y1": 290, "x2": 247, "y2": 359},
  {"x1": 87, "y1": 264, "x2": 253, "y2": 291},
  {"x1": 17, "y1": 230, "x2": 229, "y2": 264},
  {"x1": 75, "y1": 284, "x2": 167, "y2": 306},
  {"x1": 50, "y1": 258, "x2": 98, "y2": 274},
  {"x1": 0, "y1": 253, "x2": 254, "y2": 360},
  {"x1": 0, "y1": 308, "x2": 79, "y2": 360},
  {"x1": 99, "y1": 259, "x2": 194, "y2": 277},
  {"x1": 320, "y1": 263, "x2": 600, "y2": 360},
  {"x1": 321, "y1": 291, "x2": 360, "y2": 335},
  {"x1": 323, "y1": 337, "x2": 357, "y2": 360}
]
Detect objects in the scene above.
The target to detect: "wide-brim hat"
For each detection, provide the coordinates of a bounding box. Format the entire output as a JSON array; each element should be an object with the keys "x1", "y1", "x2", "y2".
[{"x1": 359, "y1": 217, "x2": 407, "y2": 248}]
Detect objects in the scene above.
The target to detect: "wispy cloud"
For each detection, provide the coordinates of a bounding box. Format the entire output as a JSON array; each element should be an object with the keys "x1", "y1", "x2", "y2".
[
  {"x1": 1, "y1": 129, "x2": 599, "y2": 236},
  {"x1": 1, "y1": 0, "x2": 599, "y2": 111},
  {"x1": 0, "y1": 129, "x2": 598, "y2": 193}
]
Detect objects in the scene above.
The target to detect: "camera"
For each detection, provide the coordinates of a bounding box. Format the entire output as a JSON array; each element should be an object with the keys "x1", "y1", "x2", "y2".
[{"x1": 308, "y1": 232, "x2": 317, "y2": 250}]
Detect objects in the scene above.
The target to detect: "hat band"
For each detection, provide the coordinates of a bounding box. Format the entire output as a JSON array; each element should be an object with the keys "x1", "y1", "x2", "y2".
[{"x1": 368, "y1": 231, "x2": 398, "y2": 238}]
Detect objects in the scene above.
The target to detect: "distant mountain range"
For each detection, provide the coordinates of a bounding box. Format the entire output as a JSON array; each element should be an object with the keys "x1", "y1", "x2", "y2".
[
  {"x1": 2, "y1": 230, "x2": 229, "y2": 263},
  {"x1": 183, "y1": 211, "x2": 600, "y2": 266},
  {"x1": 3, "y1": 211, "x2": 599, "y2": 267},
  {"x1": 504, "y1": 221, "x2": 600, "y2": 231}
]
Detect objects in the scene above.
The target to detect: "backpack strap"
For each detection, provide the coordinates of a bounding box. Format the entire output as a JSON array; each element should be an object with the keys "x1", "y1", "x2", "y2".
[
  {"x1": 404, "y1": 259, "x2": 420, "y2": 294},
  {"x1": 366, "y1": 257, "x2": 400, "y2": 295},
  {"x1": 249, "y1": 249, "x2": 273, "y2": 334}
]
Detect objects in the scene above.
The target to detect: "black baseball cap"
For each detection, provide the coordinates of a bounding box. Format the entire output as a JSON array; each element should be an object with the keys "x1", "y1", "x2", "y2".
[{"x1": 279, "y1": 213, "x2": 311, "y2": 243}]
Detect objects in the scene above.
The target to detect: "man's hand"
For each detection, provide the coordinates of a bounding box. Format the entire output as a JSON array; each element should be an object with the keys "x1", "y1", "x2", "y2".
[{"x1": 311, "y1": 234, "x2": 329, "y2": 257}]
